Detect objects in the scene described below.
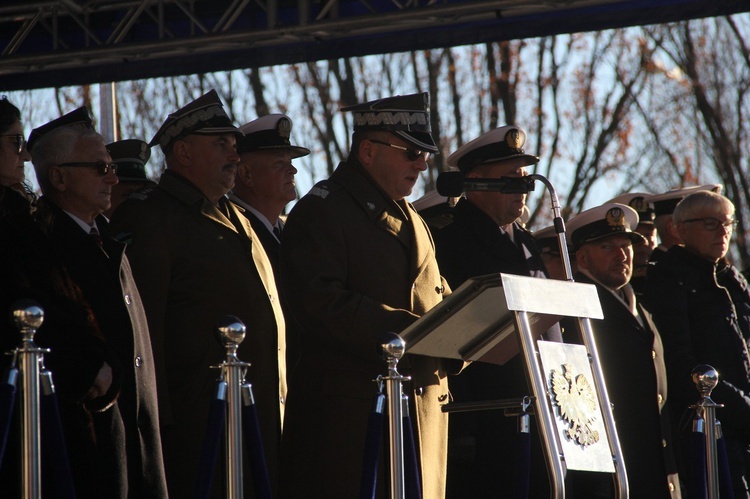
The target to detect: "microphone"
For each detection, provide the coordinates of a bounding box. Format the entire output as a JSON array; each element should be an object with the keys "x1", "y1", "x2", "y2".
[{"x1": 436, "y1": 171, "x2": 536, "y2": 197}]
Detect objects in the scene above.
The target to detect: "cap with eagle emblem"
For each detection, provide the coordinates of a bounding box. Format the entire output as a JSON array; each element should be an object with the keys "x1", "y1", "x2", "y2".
[
  {"x1": 607, "y1": 192, "x2": 655, "y2": 224},
  {"x1": 236, "y1": 114, "x2": 310, "y2": 158},
  {"x1": 446, "y1": 125, "x2": 539, "y2": 173},
  {"x1": 645, "y1": 184, "x2": 723, "y2": 217},
  {"x1": 567, "y1": 202, "x2": 646, "y2": 251}
]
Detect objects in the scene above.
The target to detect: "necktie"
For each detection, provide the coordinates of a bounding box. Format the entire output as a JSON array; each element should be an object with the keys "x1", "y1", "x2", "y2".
[
  {"x1": 273, "y1": 225, "x2": 281, "y2": 239},
  {"x1": 89, "y1": 226, "x2": 103, "y2": 246}
]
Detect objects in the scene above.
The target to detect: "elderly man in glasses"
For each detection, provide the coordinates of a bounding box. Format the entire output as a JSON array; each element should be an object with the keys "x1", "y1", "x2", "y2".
[
  {"x1": 645, "y1": 190, "x2": 750, "y2": 498},
  {"x1": 29, "y1": 107, "x2": 167, "y2": 498}
]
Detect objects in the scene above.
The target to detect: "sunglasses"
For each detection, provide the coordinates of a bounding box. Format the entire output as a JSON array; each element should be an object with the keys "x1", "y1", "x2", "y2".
[
  {"x1": 369, "y1": 139, "x2": 430, "y2": 162},
  {"x1": 58, "y1": 161, "x2": 119, "y2": 176},
  {"x1": 1, "y1": 134, "x2": 26, "y2": 155},
  {"x1": 681, "y1": 217, "x2": 737, "y2": 231}
]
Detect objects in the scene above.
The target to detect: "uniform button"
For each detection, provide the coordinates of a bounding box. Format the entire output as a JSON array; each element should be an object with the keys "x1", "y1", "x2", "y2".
[
  {"x1": 662, "y1": 439, "x2": 667, "y2": 448},
  {"x1": 669, "y1": 482, "x2": 675, "y2": 491},
  {"x1": 412, "y1": 283, "x2": 417, "y2": 291},
  {"x1": 657, "y1": 394, "x2": 663, "y2": 404},
  {"x1": 652, "y1": 350, "x2": 656, "y2": 359},
  {"x1": 280, "y1": 396, "x2": 285, "y2": 404},
  {"x1": 415, "y1": 387, "x2": 424, "y2": 396},
  {"x1": 438, "y1": 394, "x2": 448, "y2": 402},
  {"x1": 435, "y1": 285, "x2": 444, "y2": 294},
  {"x1": 269, "y1": 294, "x2": 275, "y2": 303},
  {"x1": 124, "y1": 294, "x2": 132, "y2": 305},
  {"x1": 134, "y1": 356, "x2": 142, "y2": 367}
]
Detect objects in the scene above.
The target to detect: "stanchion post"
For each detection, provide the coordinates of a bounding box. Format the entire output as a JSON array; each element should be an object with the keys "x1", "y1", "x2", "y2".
[
  {"x1": 12, "y1": 300, "x2": 46, "y2": 499},
  {"x1": 691, "y1": 364, "x2": 723, "y2": 499},
  {"x1": 378, "y1": 333, "x2": 410, "y2": 499},
  {"x1": 215, "y1": 316, "x2": 250, "y2": 499}
]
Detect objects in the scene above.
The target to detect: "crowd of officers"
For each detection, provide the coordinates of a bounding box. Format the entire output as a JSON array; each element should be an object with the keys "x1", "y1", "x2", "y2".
[{"x1": 0, "y1": 88, "x2": 748, "y2": 499}]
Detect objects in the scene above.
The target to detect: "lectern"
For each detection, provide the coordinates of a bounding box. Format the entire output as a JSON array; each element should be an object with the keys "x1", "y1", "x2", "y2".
[{"x1": 400, "y1": 273, "x2": 628, "y2": 498}]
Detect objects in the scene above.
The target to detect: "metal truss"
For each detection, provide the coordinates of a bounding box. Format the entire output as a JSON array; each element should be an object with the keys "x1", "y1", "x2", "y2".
[{"x1": 0, "y1": 0, "x2": 747, "y2": 90}]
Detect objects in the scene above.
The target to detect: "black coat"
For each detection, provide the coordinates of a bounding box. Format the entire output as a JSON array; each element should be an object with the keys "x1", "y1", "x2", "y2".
[
  {"x1": 36, "y1": 197, "x2": 168, "y2": 498},
  {"x1": 427, "y1": 197, "x2": 559, "y2": 498},
  {"x1": 567, "y1": 273, "x2": 680, "y2": 498}
]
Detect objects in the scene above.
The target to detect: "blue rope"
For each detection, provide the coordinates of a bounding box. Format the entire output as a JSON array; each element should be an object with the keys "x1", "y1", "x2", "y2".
[
  {"x1": 716, "y1": 435, "x2": 735, "y2": 499},
  {"x1": 513, "y1": 430, "x2": 531, "y2": 499},
  {"x1": 40, "y1": 373, "x2": 77, "y2": 499},
  {"x1": 359, "y1": 393, "x2": 385, "y2": 499},
  {"x1": 403, "y1": 412, "x2": 422, "y2": 499},
  {"x1": 192, "y1": 382, "x2": 227, "y2": 499},
  {"x1": 0, "y1": 367, "x2": 18, "y2": 468},
  {"x1": 240, "y1": 384, "x2": 272, "y2": 499},
  {"x1": 690, "y1": 424, "x2": 708, "y2": 499}
]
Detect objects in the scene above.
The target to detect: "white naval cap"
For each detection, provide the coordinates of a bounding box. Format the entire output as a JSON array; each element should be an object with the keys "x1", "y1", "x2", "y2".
[
  {"x1": 567, "y1": 203, "x2": 646, "y2": 251},
  {"x1": 646, "y1": 184, "x2": 722, "y2": 217},
  {"x1": 446, "y1": 125, "x2": 539, "y2": 173}
]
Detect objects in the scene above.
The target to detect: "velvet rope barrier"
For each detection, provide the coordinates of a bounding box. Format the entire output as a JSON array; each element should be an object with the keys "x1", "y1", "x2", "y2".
[
  {"x1": 690, "y1": 423, "x2": 708, "y2": 499},
  {"x1": 193, "y1": 382, "x2": 227, "y2": 499},
  {"x1": 513, "y1": 424, "x2": 531, "y2": 499},
  {"x1": 240, "y1": 383, "x2": 272, "y2": 499},
  {"x1": 39, "y1": 371, "x2": 76, "y2": 499},
  {"x1": 716, "y1": 433, "x2": 735, "y2": 499},
  {"x1": 402, "y1": 409, "x2": 422, "y2": 499},
  {"x1": 359, "y1": 392, "x2": 386, "y2": 499},
  {"x1": 0, "y1": 366, "x2": 18, "y2": 468}
]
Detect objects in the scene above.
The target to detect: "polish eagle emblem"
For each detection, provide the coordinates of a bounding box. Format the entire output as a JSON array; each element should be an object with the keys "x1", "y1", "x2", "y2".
[{"x1": 550, "y1": 364, "x2": 600, "y2": 447}]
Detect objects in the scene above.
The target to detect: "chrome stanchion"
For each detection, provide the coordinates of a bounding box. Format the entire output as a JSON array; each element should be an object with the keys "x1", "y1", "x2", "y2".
[
  {"x1": 12, "y1": 300, "x2": 47, "y2": 499},
  {"x1": 378, "y1": 333, "x2": 410, "y2": 499},
  {"x1": 215, "y1": 316, "x2": 250, "y2": 499},
  {"x1": 691, "y1": 364, "x2": 723, "y2": 499}
]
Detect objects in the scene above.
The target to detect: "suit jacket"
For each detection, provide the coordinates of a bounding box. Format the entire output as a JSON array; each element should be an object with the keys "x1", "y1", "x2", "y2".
[
  {"x1": 568, "y1": 272, "x2": 680, "y2": 498},
  {"x1": 35, "y1": 197, "x2": 168, "y2": 498},
  {"x1": 110, "y1": 170, "x2": 286, "y2": 499},
  {"x1": 278, "y1": 160, "x2": 452, "y2": 499},
  {"x1": 427, "y1": 197, "x2": 560, "y2": 498}
]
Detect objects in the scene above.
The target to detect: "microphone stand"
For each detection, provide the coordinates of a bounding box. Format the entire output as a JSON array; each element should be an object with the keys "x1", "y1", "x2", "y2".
[{"x1": 527, "y1": 173, "x2": 573, "y2": 281}]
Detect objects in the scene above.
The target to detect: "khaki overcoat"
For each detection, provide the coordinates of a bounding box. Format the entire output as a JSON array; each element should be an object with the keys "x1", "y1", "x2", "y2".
[
  {"x1": 110, "y1": 170, "x2": 286, "y2": 498},
  {"x1": 277, "y1": 160, "x2": 452, "y2": 499}
]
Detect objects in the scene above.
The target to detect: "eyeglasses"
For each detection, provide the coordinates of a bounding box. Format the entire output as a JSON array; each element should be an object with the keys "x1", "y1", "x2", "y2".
[
  {"x1": 369, "y1": 139, "x2": 430, "y2": 162},
  {"x1": 0, "y1": 134, "x2": 26, "y2": 155},
  {"x1": 681, "y1": 217, "x2": 737, "y2": 231},
  {"x1": 58, "y1": 161, "x2": 118, "y2": 176}
]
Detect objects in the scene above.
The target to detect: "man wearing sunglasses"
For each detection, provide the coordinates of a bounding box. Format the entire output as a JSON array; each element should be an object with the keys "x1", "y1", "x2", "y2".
[
  {"x1": 278, "y1": 92, "x2": 454, "y2": 499},
  {"x1": 28, "y1": 107, "x2": 168, "y2": 498},
  {"x1": 645, "y1": 190, "x2": 750, "y2": 498}
]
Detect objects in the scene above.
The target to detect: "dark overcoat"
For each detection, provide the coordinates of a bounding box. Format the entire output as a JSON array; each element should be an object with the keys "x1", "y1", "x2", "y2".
[
  {"x1": 277, "y1": 160, "x2": 452, "y2": 499},
  {"x1": 110, "y1": 170, "x2": 287, "y2": 498},
  {"x1": 37, "y1": 197, "x2": 168, "y2": 498},
  {"x1": 568, "y1": 272, "x2": 680, "y2": 498},
  {"x1": 645, "y1": 246, "x2": 750, "y2": 495},
  {"x1": 427, "y1": 197, "x2": 559, "y2": 498}
]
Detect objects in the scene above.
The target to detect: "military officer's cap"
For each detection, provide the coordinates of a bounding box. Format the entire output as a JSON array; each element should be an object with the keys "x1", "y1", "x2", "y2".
[
  {"x1": 567, "y1": 203, "x2": 646, "y2": 251},
  {"x1": 237, "y1": 114, "x2": 310, "y2": 158},
  {"x1": 607, "y1": 192, "x2": 655, "y2": 224},
  {"x1": 646, "y1": 184, "x2": 723, "y2": 217},
  {"x1": 533, "y1": 225, "x2": 571, "y2": 256},
  {"x1": 341, "y1": 92, "x2": 438, "y2": 153},
  {"x1": 27, "y1": 107, "x2": 94, "y2": 152},
  {"x1": 447, "y1": 125, "x2": 539, "y2": 173},
  {"x1": 107, "y1": 139, "x2": 155, "y2": 184},
  {"x1": 150, "y1": 89, "x2": 242, "y2": 153}
]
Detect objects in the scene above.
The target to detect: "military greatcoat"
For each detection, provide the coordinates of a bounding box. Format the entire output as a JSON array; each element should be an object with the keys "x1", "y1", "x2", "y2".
[
  {"x1": 277, "y1": 160, "x2": 452, "y2": 499},
  {"x1": 110, "y1": 170, "x2": 286, "y2": 499}
]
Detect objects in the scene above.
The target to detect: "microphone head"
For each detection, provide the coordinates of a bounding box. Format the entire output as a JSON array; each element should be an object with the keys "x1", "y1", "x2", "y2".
[{"x1": 436, "y1": 171, "x2": 465, "y2": 197}]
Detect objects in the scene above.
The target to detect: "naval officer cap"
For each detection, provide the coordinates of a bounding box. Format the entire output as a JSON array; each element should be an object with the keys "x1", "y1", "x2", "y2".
[
  {"x1": 27, "y1": 107, "x2": 94, "y2": 153},
  {"x1": 607, "y1": 192, "x2": 655, "y2": 224},
  {"x1": 446, "y1": 125, "x2": 539, "y2": 174},
  {"x1": 237, "y1": 114, "x2": 310, "y2": 158},
  {"x1": 107, "y1": 139, "x2": 154, "y2": 183},
  {"x1": 341, "y1": 92, "x2": 439, "y2": 153},
  {"x1": 150, "y1": 89, "x2": 242, "y2": 153},
  {"x1": 567, "y1": 203, "x2": 646, "y2": 251},
  {"x1": 646, "y1": 184, "x2": 723, "y2": 217}
]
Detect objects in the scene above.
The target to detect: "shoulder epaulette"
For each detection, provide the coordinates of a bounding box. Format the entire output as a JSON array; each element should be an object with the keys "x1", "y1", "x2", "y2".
[
  {"x1": 130, "y1": 185, "x2": 157, "y2": 201},
  {"x1": 426, "y1": 213, "x2": 455, "y2": 230}
]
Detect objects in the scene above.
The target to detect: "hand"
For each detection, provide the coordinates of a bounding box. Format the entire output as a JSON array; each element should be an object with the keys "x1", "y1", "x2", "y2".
[{"x1": 86, "y1": 362, "x2": 113, "y2": 400}]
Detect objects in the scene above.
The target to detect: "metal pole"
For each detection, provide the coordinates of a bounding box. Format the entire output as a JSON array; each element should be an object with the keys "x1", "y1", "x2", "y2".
[
  {"x1": 215, "y1": 316, "x2": 250, "y2": 499},
  {"x1": 379, "y1": 333, "x2": 410, "y2": 499},
  {"x1": 692, "y1": 365, "x2": 722, "y2": 499},
  {"x1": 12, "y1": 300, "x2": 45, "y2": 499},
  {"x1": 99, "y1": 82, "x2": 118, "y2": 143}
]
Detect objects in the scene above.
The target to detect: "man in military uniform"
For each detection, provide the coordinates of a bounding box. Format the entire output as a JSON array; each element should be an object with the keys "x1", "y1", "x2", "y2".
[
  {"x1": 425, "y1": 125, "x2": 561, "y2": 498},
  {"x1": 230, "y1": 113, "x2": 310, "y2": 371},
  {"x1": 565, "y1": 202, "x2": 681, "y2": 498},
  {"x1": 110, "y1": 90, "x2": 287, "y2": 498},
  {"x1": 278, "y1": 93, "x2": 454, "y2": 499},
  {"x1": 103, "y1": 138, "x2": 155, "y2": 218}
]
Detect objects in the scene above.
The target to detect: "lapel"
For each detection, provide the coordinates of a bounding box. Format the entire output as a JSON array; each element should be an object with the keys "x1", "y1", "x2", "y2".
[
  {"x1": 576, "y1": 272, "x2": 648, "y2": 336},
  {"x1": 405, "y1": 200, "x2": 434, "y2": 282}
]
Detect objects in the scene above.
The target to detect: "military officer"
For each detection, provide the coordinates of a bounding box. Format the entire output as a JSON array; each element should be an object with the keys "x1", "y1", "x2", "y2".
[{"x1": 103, "y1": 138, "x2": 155, "y2": 218}]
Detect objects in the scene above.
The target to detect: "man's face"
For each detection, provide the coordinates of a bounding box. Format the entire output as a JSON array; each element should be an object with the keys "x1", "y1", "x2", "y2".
[
  {"x1": 56, "y1": 135, "x2": 118, "y2": 220},
  {"x1": 179, "y1": 133, "x2": 240, "y2": 201},
  {"x1": 633, "y1": 222, "x2": 657, "y2": 267},
  {"x1": 239, "y1": 149, "x2": 297, "y2": 205},
  {"x1": 577, "y1": 234, "x2": 634, "y2": 290},
  {"x1": 466, "y1": 158, "x2": 529, "y2": 226},
  {"x1": 0, "y1": 119, "x2": 30, "y2": 187},
  {"x1": 361, "y1": 134, "x2": 429, "y2": 201},
  {"x1": 677, "y1": 209, "x2": 734, "y2": 263}
]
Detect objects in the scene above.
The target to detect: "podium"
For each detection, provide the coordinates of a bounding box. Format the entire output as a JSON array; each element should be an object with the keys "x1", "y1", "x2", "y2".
[{"x1": 400, "y1": 273, "x2": 628, "y2": 498}]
